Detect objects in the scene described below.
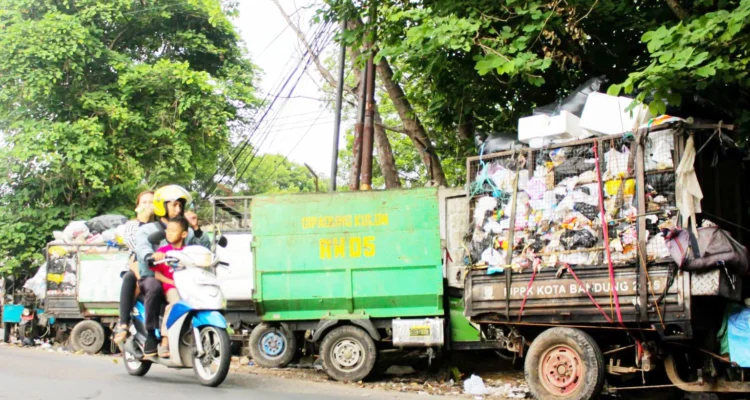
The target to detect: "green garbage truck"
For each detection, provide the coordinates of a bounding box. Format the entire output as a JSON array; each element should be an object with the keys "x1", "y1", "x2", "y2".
[{"x1": 247, "y1": 187, "x2": 497, "y2": 382}]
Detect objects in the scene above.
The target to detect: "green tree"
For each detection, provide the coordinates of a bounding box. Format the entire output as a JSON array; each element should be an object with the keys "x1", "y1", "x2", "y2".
[
  {"x1": 316, "y1": 0, "x2": 749, "y2": 187},
  {"x1": 0, "y1": 0, "x2": 259, "y2": 273},
  {"x1": 236, "y1": 154, "x2": 326, "y2": 195}
]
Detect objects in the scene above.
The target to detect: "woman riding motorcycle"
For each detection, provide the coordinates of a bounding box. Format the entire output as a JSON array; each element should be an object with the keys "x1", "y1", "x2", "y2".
[{"x1": 133, "y1": 185, "x2": 211, "y2": 357}]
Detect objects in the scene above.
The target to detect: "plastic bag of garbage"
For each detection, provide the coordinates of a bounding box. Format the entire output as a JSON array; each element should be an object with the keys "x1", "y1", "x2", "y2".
[
  {"x1": 474, "y1": 131, "x2": 525, "y2": 155},
  {"x1": 23, "y1": 263, "x2": 47, "y2": 299},
  {"x1": 100, "y1": 228, "x2": 118, "y2": 243},
  {"x1": 86, "y1": 214, "x2": 127, "y2": 234},
  {"x1": 463, "y1": 374, "x2": 489, "y2": 395},
  {"x1": 560, "y1": 229, "x2": 597, "y2": 250},
  {"x1": 533, "y1": 76, "x2": 608, "y2": 117},
  {"x1": 474, "y1": 196, "x2": 498, "y2": 227},
  {"x1": 63, "y1": 221, "x2": 89, "y2": 242},
  {"x1": 728, "y1": 307, "x2": 750, "y2": 367},
  {"x1": 481, "y1": 248, "x2": 504, "y2": 267}
]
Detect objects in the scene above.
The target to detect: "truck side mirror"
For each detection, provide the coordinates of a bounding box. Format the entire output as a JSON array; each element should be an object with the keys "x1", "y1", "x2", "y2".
[{"x1": 217, "y1": 235, "x2": 228, "y2": 248}]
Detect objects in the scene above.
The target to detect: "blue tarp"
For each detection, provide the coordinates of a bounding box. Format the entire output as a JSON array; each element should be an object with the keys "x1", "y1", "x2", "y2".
[{"x1": 728, "y1": 307, "x2": 750, "y2": 367}]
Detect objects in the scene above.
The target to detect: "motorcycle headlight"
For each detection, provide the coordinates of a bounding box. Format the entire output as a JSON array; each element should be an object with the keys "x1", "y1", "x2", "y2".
[{"x1": 22, "y1": 308, "x2": 30, "y2": 316}]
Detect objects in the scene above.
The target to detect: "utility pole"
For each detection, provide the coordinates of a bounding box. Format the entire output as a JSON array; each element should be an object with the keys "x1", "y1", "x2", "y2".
[
  {"x1": 360, "y1": 1, "x2": 377, "y2": 191},
  {"x1": 329, "y1": 19, "x2": 347, "y2": 192}
]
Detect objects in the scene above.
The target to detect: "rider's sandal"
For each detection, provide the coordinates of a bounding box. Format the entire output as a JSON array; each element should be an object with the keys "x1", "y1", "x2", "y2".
[
  {"x1": 113, "y1": 325, "x2": 129, "y2": 345},
  {"x1": 157, "y1": 344, "x2": 170, "y2": 359}
]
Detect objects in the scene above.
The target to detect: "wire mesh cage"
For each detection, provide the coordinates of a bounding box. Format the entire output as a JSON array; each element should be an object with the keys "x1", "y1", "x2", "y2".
[{"x1": 465, "y1": 129, "x2": 681, "y2": 275}]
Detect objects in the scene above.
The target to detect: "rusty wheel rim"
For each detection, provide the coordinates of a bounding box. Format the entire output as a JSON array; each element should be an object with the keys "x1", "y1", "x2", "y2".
[{"x1": 539, "y1": 345, "x2": 583, "y2": 396}]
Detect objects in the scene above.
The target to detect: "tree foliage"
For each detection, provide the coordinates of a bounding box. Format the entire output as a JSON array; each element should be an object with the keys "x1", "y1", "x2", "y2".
[
  {"x1": 0, "y1": 0, "x2": 259, "y2": 273},
  {"x1": 317, "y1": 0, "x2": 750, "y2": 188},
  {"x1": 235, "y1": 154, "x2": 325, "y2": 196}
]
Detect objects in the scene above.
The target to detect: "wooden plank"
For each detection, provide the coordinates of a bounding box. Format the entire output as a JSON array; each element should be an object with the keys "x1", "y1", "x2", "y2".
[{"x1": 636, "y1": 138, "x2": 649, "y2": 322}]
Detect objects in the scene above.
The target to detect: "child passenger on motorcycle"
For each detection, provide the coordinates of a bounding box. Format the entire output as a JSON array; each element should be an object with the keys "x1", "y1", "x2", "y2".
[{"x1": 150, "y1": 216, "x2": 189, "y2": 358}]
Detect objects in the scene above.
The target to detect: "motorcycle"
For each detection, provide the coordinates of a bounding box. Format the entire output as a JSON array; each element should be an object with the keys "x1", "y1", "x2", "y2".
[{"x1": 122, "y1": 233, "x2": 232, "y2": 387}]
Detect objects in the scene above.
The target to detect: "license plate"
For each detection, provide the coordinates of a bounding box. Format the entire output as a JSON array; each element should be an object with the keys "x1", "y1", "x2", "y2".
[{"x1": 409, "y1": 326, "x2": 431, "y2": 337}]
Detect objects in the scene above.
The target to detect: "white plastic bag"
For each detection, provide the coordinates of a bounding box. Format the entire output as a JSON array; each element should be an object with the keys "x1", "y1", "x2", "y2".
[
  {"x1": 474, "y1": 197, "x2": 498, "y2": 227},
  {"x1": 605, "y1": 149, "x2": 628, "y2": 178},
  {"x1": 23, "y1": 263, "x2": 47, "y2": 299},
  {"x1": 63, "y1": 221, "x2": 89, "y2": 242},
  {"x1": 481, "y1": 248, "x2": 505, "y2": 267},
  {"x1": 463, "y1": 375, "x2": 489, "y2": 396}
]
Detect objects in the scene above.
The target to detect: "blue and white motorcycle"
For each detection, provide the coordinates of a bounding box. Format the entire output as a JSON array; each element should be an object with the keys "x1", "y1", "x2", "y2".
[{"x1": 122, "y1": 235, "x2": 232, "y2": 387}]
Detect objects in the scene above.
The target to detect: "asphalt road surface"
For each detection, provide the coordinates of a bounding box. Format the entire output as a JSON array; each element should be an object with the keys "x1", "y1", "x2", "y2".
[{"x1": 0, "y1": 345, "x2": 460, "y2": 400}]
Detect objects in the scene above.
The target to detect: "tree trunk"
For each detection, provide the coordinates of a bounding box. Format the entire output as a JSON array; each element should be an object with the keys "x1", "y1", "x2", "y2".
[
  {"x1": 349, "y1": 40, "x2": 401, "y2": 189},
  {"x1": 664, "y1": 0, "x2": 689, "y2": 20},
  {"x1": 376, "y1": 57, "x2": 448, "y2": 186},
  {"x1": 373, "y1": 107, "x2": 401, "y2": 188},
  {"x1": 457, "y1": 115, "x2": 474, "y2": 141},
  {"x1": 274, "y1": 2, "x2": 401, "y2": 189}
]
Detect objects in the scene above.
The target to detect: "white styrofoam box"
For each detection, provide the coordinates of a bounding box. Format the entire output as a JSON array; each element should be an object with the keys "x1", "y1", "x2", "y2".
[
  {"x1": 580, "y1": 92, "x2": 652, "y2": 136},
  {"x1": 518, "y1": 111, "x2": 583, "y2": 143}
]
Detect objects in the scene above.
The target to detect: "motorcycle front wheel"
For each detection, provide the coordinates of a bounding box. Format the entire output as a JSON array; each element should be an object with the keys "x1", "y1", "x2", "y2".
[
  {"x1": 193, "y1": 326, "x2": 231, "y2": 387},
  {"x1": 123, "y1": 347, "x2": 151, "y2": 377}
]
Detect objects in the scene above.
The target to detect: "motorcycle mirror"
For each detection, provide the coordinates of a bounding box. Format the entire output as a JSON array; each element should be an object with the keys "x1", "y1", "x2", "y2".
[
  {"x1": 217, "y1": 235, "x2": 228, "y2": 248},
  {"x1": 148, "y1": 230, "x2": 166, "y2": 245}
]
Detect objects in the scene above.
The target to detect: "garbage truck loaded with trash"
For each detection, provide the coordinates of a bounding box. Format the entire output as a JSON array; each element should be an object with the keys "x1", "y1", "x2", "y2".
[{"x1": 244, "y1": 113, "x2": 750, "y2": 399}]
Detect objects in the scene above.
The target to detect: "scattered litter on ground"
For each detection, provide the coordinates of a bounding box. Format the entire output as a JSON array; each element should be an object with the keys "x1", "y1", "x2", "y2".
[
  {"x1": 464, "y1": 375, "x2": 489, "y2": 395},
  {"x1": 385, "y1": 365, "x2": 416, "y2": 376}
]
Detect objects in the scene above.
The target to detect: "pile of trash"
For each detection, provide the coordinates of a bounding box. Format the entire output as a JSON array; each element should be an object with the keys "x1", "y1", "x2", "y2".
[
  {"x1": 31, "y1": 215, "x2": 130, "y2": 297},
  {"x1": 469, "y1": 89, "x2": 681, "y2": 272}
]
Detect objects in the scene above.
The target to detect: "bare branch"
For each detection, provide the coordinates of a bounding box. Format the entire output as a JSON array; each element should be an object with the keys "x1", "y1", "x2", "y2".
[
  {"x1": 272, "y1": 0, "x2": 357, "y2": 98},
  {"x1": 376, "y1": 122, "x2": 406, "y2": 134}
]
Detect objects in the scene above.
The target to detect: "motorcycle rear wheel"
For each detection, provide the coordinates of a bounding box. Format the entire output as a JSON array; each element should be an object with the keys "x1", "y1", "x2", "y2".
[{"x1": 193, "y1": 326, "x2": 231, "y2": 387}]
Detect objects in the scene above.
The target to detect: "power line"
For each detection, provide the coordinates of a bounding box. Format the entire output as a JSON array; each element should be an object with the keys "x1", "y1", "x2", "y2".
[
  {"x1": 231, "y1": 24, "x2": 336, "y2": 186},
  {"x1": 253, "y1": 108, "x2": 327, "y2": 190},
  {"x1": 203, "y1": 21, "x2": 331, "y2": 195},
  {"x1": 207, "y1": 21, "x2": 333, "y2": 196}
]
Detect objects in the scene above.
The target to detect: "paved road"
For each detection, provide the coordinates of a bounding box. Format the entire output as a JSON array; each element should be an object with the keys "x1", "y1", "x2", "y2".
[{"x1": 0, "y1": 345, "x2": 460, "y2": 400}]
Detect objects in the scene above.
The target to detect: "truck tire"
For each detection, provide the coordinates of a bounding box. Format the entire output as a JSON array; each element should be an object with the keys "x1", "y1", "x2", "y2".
[
  {"x1": 320, "y1": 325, "x2": 377, "y2": 383},
  {"x1": 525, "y1": 327, "x2": 604, "y2": 400},
  {"x1": 248, "y1": 323, "x2": 296, "y2": 368},
  {"x1": 71, "y1": 320, "x2": 106, "y2": 354}
]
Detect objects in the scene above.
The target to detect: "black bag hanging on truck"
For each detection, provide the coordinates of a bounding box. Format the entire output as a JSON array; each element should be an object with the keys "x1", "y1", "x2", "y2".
[
  {"x1": 666, "y1": 226, "x2": 749, "y2": 275},
  {"x1": 533, "y1": 76, "x2": 608, "y2": 117},
  {"x1": 86, "y1": 214, "x2": 127, "y2": 234}
]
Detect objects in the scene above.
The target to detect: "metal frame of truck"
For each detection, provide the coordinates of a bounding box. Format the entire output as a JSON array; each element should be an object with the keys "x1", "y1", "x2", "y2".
[
  {"x1": 44, "y1": 243, "x2": 127, "y2": 354},
  {"x1": 209, "y1": 196, "x2": 261, "y2": 352},
  {"x1": 462, "y1": 122, "x2": 749, "y2": 398}
]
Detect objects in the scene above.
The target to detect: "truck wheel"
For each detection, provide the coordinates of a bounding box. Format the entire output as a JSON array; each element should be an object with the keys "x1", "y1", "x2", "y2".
[
  {"x1": 71, "y1": 320, "x2": 106, "y2": 354},
  {"x1": 248, "y1": 323, "x2": 296, "y2": 368},
  {"x1": 525, "y1": 327, "x2": 604, "y2": 400},
  {"x1": 320, "y1": 325, "x2": 377, "y2": 382}
]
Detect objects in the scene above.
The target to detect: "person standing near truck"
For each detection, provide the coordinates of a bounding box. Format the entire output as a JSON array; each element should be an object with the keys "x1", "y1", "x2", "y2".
[
  {"x1": 134, "y1": 185, "x2": 210, "y2": 357},
  {"x1": 114, "y1": 190, "x2": 154, "y2": 345}
]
